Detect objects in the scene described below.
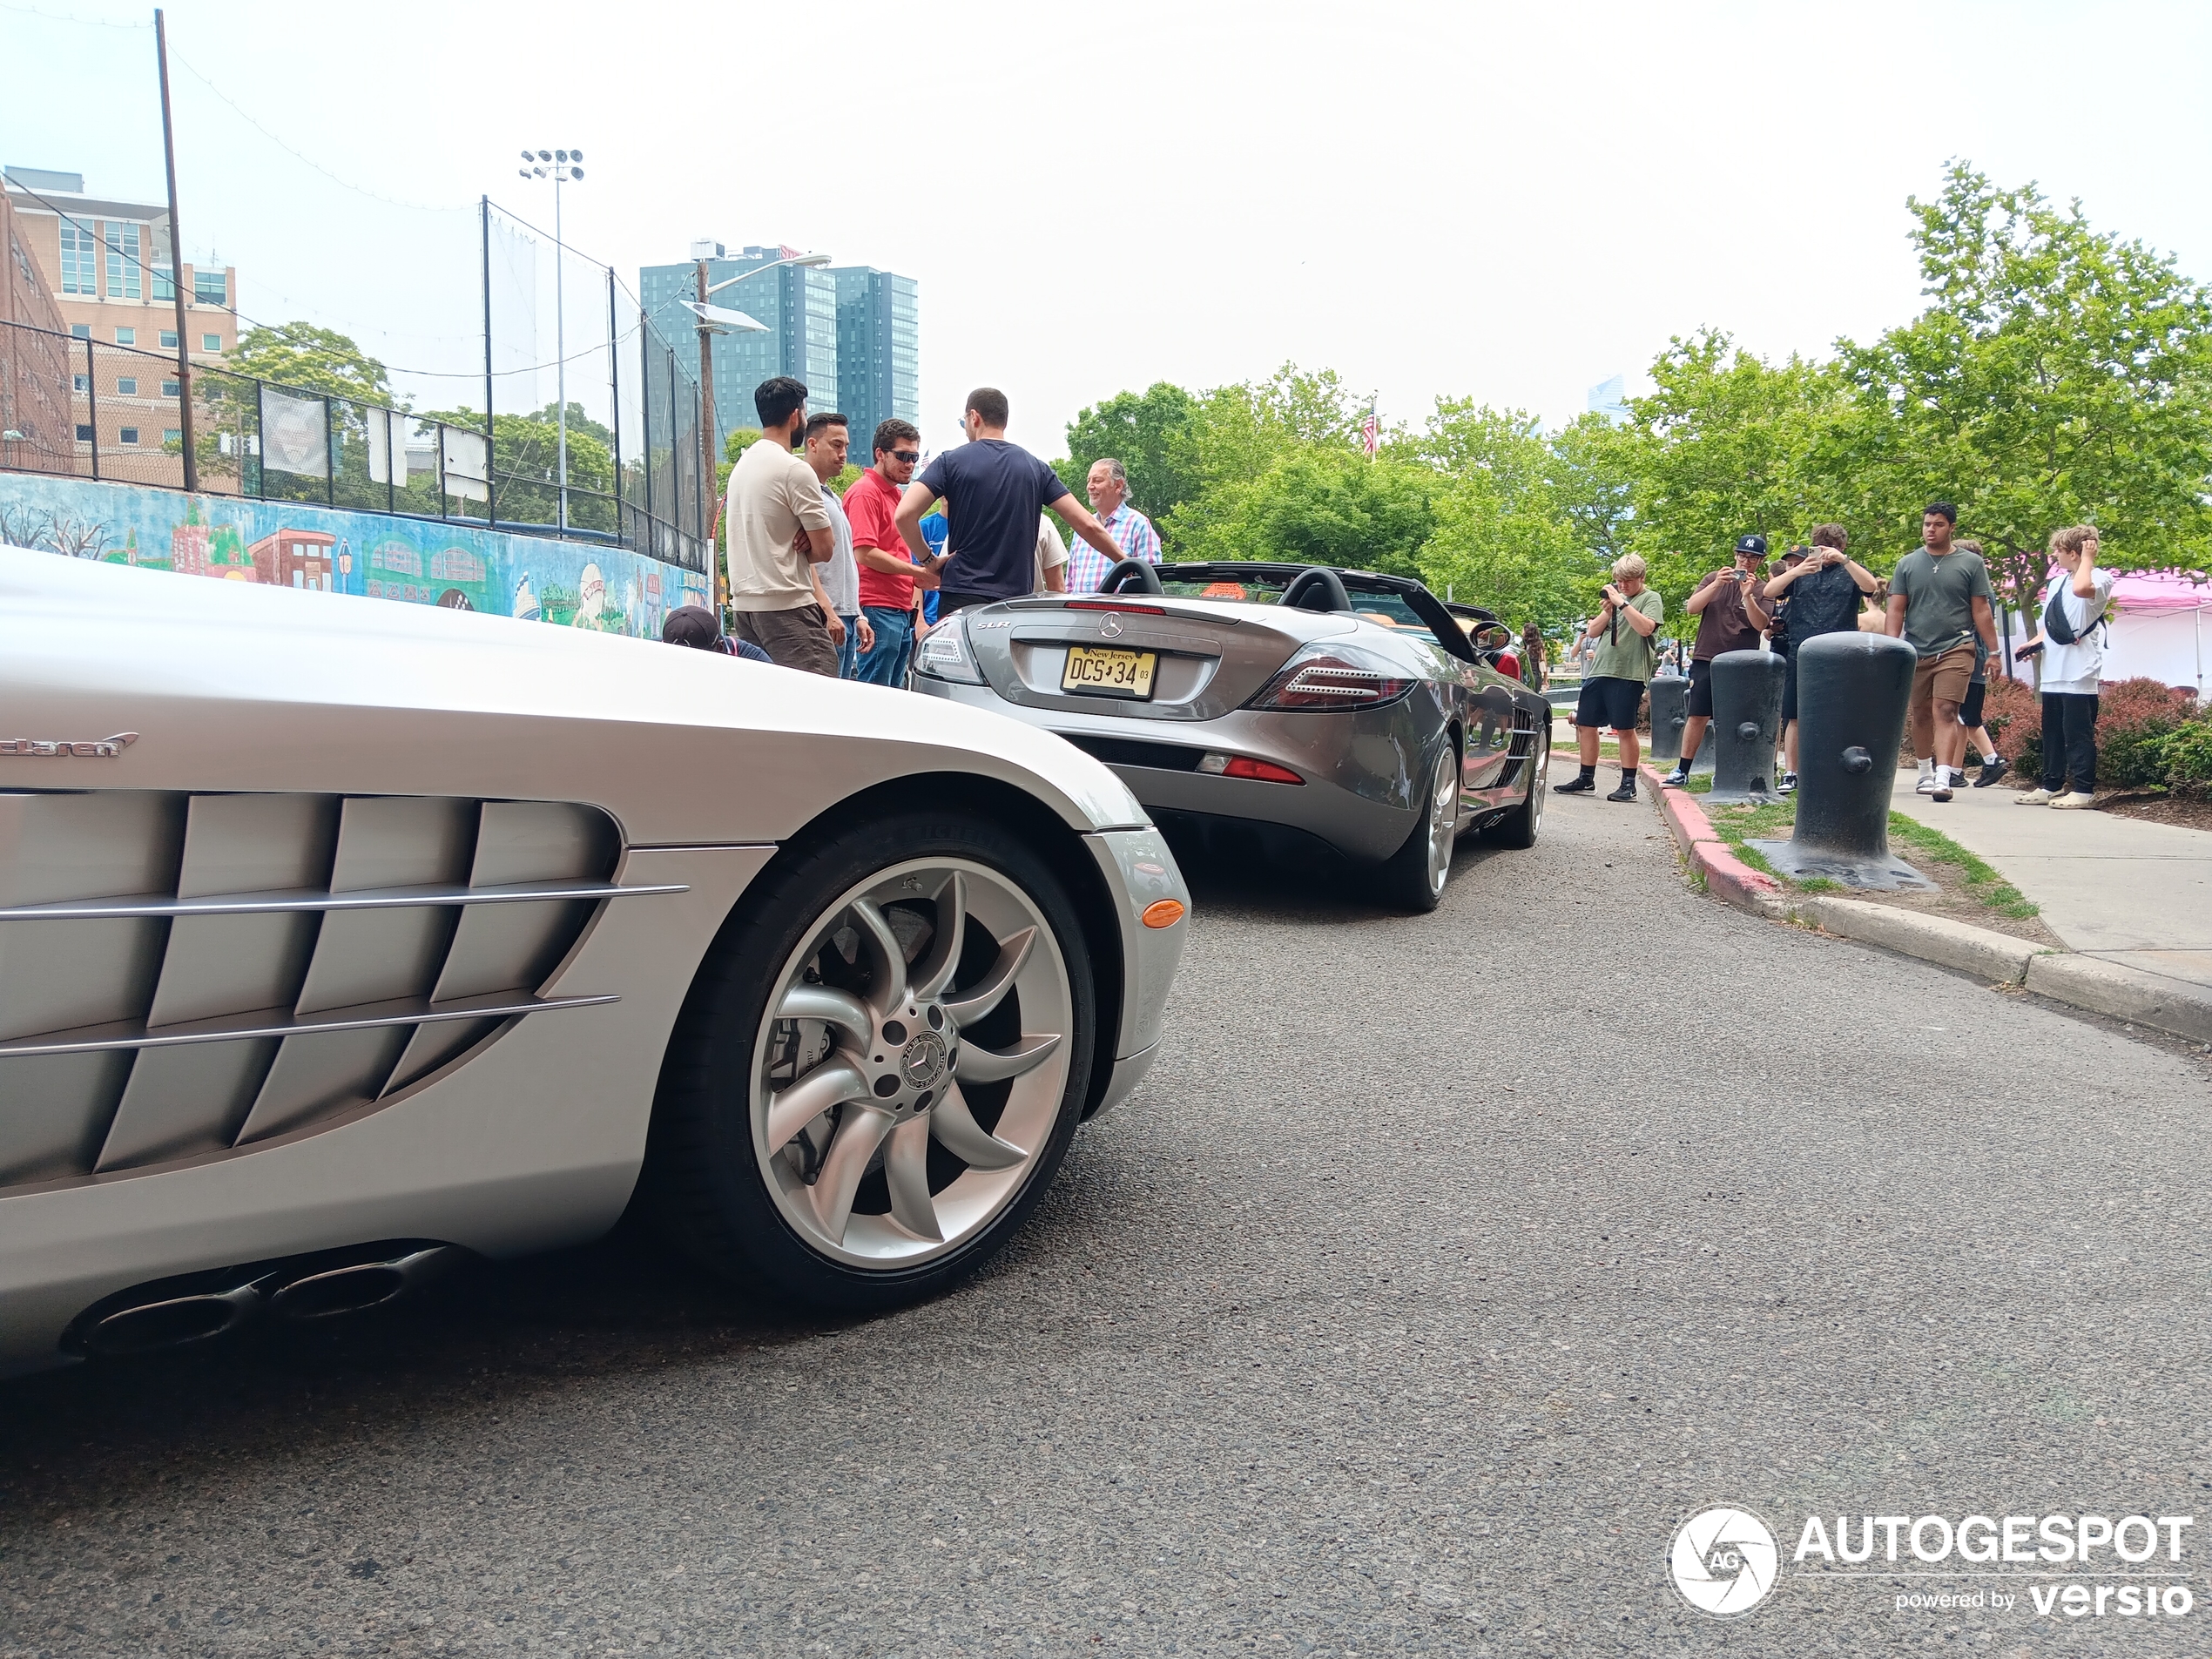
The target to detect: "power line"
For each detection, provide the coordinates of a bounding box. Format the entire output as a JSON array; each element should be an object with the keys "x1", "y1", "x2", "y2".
[
  {"x1": 0, "y1": 0, "x2": 145, "y2": 28},
  {"x1": 167, "y1": 51, "x2": 473, "y2": 213}
]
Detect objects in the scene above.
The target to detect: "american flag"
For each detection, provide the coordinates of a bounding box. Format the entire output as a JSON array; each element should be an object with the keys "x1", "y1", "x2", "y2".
[{"x1": 1359, "y1": 402, "x2": 1379, "y2": 456}]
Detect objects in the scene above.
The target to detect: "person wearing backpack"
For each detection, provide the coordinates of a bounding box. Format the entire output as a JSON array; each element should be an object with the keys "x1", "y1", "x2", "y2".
[{"x1": 2013, "y1": 525, "x2": 2114, "y2": 808}]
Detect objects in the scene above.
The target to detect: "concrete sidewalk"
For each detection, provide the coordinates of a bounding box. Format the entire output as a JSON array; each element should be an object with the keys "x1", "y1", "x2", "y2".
[{"x1": 1891, "y1": 765, "x2": 2212, "y2": 993}]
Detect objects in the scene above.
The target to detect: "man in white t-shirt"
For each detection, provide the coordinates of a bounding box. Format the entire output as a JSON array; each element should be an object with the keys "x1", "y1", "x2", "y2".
[
  {"x1": 725, "y1": 375, "x2": 839, "y2": 676},
  {"x1": 800, "y1": 412, "x2": 873, "y2": 677},
  {"x1": 2014, "y1": 524, "x2": 2115, "y2": 807}
]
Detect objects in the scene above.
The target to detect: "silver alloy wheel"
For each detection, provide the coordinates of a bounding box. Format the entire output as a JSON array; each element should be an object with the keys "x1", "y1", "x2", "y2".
[
  {"x1": 1424, "y1": 745, "x2": 1457, "y2": 898},
  {"x1": 750, "y1": 857, "x2": 1074, "y2": 1269}
]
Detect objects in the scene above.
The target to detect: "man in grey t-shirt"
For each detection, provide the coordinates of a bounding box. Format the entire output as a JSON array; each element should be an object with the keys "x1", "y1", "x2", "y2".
[{"x1": 1884, "y1": 502, "x2": 1997, "y2": 801}]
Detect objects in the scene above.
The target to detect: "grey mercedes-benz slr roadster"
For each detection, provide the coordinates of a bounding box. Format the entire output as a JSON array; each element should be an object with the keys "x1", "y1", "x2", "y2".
[{"x1": 909, "y1": 560, "x2": 1551, "y2": 909}]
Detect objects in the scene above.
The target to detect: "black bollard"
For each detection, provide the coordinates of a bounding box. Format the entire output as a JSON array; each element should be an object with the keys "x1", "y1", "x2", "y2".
[
  {"x1": 1748, "y1": 631, "x2": 1932, "y2": 889},
  {"x1": 1648, "y1": 674, "x2": 1689, "y2": 764},
  {"x1": 1703, "y1": 650, "x2": 1785, "y2": 804}
]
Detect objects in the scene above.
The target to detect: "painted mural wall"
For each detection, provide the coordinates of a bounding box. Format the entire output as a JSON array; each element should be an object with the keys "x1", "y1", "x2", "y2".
[{"x1": 0, "y1": 473, "x2": 709, "y2": 637}]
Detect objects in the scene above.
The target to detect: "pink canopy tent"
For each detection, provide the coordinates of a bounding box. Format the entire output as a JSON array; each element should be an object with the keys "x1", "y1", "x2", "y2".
[{"x1": 2107, "y1": 572, "x2": 2209, "y2": 698}]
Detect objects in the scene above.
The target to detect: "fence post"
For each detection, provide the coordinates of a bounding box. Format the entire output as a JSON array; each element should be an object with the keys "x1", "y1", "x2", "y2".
[
  {"x1": 607, "y1": 266, "x2": 622, "y2": 548},
  {"x1": 85, "y1": 336, "x2": 98, "y2": 482},
  {"x1": 324, "y1": 395, "x2": 335, "y2": 506},
  {"x1": 480, "y1": 194, "x2": 495, "y2": 529},
  {"x1": 639, "y1": 310, "x2": 654, "y2": 543}
]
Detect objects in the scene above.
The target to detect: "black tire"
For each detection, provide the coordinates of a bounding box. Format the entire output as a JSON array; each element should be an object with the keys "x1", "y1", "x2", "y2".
[
  {"x1": 1483, "y1": 729, "x2": 1548, "y2": 848},
  {"x1": 637, "y1": 806, "x2": 1097, "y2": 1313},
  {"x1": 1372, "y1": 742, "x2": 1458, "y2": 913}
]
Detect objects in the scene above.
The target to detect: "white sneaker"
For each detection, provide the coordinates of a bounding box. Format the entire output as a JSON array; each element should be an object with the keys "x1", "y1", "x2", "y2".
[
  {"x1": 2049, "y1": 790, "x2": 2097, "y2": 810},
  {"x1": 1915, "y1": 759, "x2": 1938, "y2": 795},
  {"x1": 2013, "y1": 787, "x2": 2053, "y2": 805}
]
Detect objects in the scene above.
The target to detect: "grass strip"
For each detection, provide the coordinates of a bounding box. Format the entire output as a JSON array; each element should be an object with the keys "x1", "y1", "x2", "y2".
[{"x1": 1687, "y1": 791, "x2": 2039, "y2": 918}]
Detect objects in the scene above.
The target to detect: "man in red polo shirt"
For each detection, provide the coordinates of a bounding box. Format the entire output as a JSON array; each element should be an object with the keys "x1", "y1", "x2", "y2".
[{"x1": 845, "y1": 417, "x2": 935, "y2": 685}]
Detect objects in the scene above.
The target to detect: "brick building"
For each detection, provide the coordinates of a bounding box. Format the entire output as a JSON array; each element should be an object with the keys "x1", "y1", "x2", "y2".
[{"x1": 2, "y1": 165, "x2": 239, "y2": 474}]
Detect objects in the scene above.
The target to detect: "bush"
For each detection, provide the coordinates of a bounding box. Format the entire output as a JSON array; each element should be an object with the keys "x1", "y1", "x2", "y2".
[
  {"x1": 1982, "y1": 673, "x2": 2040, "y2": 768},
  {"x1": 1981, "y1": 675, "x2": 2196, "y2": 789},
  {"x1": 2159, "y1": 721, "x2": 2212, "y2": 786},
  {"x1": 2097, "y1": 678, "x2": 2200, "y2": 788}
]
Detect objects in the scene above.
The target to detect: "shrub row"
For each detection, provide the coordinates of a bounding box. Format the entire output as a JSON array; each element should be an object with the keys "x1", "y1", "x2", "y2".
[{"x1": 1984, "y1": 675, "x2": 2209, "y2": 791}]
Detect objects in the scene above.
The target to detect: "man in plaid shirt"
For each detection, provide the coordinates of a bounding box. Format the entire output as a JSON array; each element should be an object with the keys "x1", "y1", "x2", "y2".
[{"x1": 1066, "y1": 457, "x2": 1162, "y2": 593}]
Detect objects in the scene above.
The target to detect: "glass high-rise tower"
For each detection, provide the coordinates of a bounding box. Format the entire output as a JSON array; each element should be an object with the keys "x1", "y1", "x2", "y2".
[
  {"x1": 640, "y1": 246, "x2": 916, "y2": 460},
  {"x1": 829, "y1": 266, "x2": 920, "y2": 458}
]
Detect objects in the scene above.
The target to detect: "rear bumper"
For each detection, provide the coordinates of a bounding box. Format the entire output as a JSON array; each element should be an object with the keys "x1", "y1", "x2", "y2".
[{"x1": 917, "y1": 678, "x2": 1434, "y2": 863}]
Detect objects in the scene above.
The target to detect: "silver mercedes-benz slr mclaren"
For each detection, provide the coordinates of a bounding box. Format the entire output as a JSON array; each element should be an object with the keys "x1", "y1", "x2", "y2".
[
  {"x1": 910, "y1": 560, "x2": 1551, "y2": 909},
  {"x1": 0, "y1": 549, "x2": 1189, "y2": 1378}
]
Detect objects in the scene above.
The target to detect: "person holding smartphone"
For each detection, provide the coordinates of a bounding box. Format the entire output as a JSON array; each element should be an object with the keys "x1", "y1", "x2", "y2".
[{"x1": 1660, "y1": 534, "x2": 1774, "y2": 787}]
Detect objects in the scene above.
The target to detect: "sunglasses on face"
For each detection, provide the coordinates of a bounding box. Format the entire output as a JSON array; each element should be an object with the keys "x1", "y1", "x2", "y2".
[{"x1": 887, "y1": 449, "x2": 921, "y2": 464}]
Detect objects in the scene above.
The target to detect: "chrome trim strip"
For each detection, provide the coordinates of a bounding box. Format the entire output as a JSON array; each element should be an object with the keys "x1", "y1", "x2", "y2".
[
  {"x1": 0, "y1": 879, "x2": 686, "y2": 922},
  {"x1": 0, "y1": 988, "x2": 619, "y2": 1059}
]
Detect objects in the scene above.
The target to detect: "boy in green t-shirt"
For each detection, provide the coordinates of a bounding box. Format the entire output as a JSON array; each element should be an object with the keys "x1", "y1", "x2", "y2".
[{"x1": 1557, "y1": 555, "x2": 1665, "y2": 802}]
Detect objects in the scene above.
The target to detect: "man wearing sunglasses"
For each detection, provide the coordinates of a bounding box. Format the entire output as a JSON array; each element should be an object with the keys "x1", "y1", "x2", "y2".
[{"x1": 844, "y1": 416, "x2": 934, "y2": 686}]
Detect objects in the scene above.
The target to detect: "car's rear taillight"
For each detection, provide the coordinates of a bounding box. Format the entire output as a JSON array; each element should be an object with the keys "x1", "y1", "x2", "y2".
[{"x1": 1247, "y1": 647, "x2": 1412, "y2": 711}]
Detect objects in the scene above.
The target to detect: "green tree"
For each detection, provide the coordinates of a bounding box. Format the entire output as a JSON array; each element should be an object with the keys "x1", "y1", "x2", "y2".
[
  {"x1": 1401, "y1": 401, "x2": 1600, "y2": 631},
  {"x1": 1167, "y1": 448, "x2": 1434, "y2": 576},
  {"x1": 421, "y1": 403, "x2": 617, "y2": 533},
  {"x1": 1056, "y1": 381, "x2": 1201, "y2": 531},
  {"x1": 1834, "y1": 161, "x2": 2212, "y2": 606},
  {"x1": 226, "y1": 322, "x2": 395, "y2": 403},
  {"x1": 1615, "y1": 329, "x2": 1849, "y2": 626}
]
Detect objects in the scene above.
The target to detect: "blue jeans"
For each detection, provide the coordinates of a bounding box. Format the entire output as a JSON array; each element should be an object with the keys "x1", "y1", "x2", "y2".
[
  {"x1": 836, "y1": 614, "x2": 861, "y2": 678},
  {"x1": 854, "y1": 605, "x2": 914, "y2": 686}
]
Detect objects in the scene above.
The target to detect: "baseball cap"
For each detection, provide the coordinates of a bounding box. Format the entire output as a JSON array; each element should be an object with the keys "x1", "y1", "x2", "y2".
[
  {"x1": 1781, "y1": 545, "x2": 1810, "y2": 563},
  {"x1": 1734, "y1": 534, "x2": 1768, "y2": 556}
]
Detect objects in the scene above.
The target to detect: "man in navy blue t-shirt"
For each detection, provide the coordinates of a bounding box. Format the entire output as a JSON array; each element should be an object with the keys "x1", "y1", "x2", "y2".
[{"x1": 895, "y1": 387, "x2": 1125, "y2": 615}]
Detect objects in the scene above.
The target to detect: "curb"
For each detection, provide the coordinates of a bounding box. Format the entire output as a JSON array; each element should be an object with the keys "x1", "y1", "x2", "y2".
[
  {"x1": 1640, "y1": 765, "x2": 2212, "y2": 1047},
  {"x1": 1639, "y1": 764, "x2": 1784, "y2": 914}
]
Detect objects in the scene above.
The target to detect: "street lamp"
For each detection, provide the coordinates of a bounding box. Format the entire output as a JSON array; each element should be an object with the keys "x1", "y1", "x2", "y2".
[
  {"x1": 689, "y1": 247, "x2": 831, "y2": 601},
  {"x1": 516, "y1": 146, "x2": 585, "y2": 532}
]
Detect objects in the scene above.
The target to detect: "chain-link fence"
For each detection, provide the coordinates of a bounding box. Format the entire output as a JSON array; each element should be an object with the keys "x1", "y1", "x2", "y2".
[{"x1": 1, "y1": 197, "x2": 711, "y2": 575}]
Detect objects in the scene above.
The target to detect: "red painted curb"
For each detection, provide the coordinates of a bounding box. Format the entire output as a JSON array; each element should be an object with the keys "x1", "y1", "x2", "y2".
[{"x1": 1640, "y1": 765, "x2": 1784, "y2": 913}]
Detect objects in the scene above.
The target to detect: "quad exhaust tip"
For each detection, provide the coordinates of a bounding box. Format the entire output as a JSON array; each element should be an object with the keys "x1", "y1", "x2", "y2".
[{"x1": 67, "y1": 1243, "x2": 467, "y2": 1359}]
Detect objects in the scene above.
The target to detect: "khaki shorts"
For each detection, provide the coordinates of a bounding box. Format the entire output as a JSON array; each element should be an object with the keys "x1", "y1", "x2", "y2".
[
  {"x1": 1912, "y1": 644, "x2": 1975, "y2": 706},
  {"x1": 732, "y1": 604, "x2": 840, "y2": 678}
]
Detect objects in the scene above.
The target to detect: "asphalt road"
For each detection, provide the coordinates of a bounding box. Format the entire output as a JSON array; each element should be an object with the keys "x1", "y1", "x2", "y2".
[{"x1": 6, "y1": 786, "x2": 2211, "y2": 1656}]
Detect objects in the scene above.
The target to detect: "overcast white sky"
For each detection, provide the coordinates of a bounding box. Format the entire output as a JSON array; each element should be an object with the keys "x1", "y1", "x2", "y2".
[{"x1": 6, "y1": 0, "x2": 2209, "y2": 454}]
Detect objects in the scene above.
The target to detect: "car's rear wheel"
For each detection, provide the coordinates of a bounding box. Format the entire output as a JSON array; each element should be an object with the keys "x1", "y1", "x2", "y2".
[
  {"x1": 640, "y1": 809, "x2": 1096, "y2": 1312},
  {"x1": 1483, "y1": 728, "x2": 1548, "y2": 848},
  {"x1": 1373, "y1": 743, "x2": 1458, "y2": 912}
]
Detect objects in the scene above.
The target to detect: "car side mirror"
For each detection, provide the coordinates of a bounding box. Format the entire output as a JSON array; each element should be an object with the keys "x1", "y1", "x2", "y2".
[{"x1": 1470, "y1": 623, "x2": 1513, "y2": 653}]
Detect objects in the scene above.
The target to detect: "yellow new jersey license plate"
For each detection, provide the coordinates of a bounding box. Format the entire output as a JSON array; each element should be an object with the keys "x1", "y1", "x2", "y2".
[{"x1": 1062, "y1": 645, "x2": 1157, "y2": 698}]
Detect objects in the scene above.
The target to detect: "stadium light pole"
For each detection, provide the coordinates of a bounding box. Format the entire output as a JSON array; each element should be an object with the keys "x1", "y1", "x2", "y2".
[{"x1": 518, "y1": 147, "x2": 584, "y2": 531}]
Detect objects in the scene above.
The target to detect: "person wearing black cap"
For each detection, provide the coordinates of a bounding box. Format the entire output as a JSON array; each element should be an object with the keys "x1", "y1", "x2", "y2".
[
  {"x1": 664, "y1": 604, "x2": 772, "y2": 663},
  {"x1": 1660, "y1": 534, "x2": 1774, "y2": 787}
]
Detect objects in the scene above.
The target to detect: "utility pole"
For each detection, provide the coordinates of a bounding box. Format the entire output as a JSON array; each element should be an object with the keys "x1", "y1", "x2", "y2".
[
  {"x1": 153, "y1": 9, "x2": 196, "y2": 491},
  {"x1": 696, "y1": 255, "x2": 720, "y2": 605}
]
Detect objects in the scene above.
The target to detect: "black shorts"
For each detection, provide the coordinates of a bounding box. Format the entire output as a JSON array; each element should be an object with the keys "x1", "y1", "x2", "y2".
[
  {"x1": 1959, "y1": 680, "x2": 1986, "y2": 729},
  {"x1": 1687, "y1": 658, "x2": 1716, "y2": 718},
  {"x1": 1781, "y1": 652, "x2": 1799, "y2": 723},
  {"x1": 1573, "y1": 675, "x2": 1646, "y2": 732}
]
